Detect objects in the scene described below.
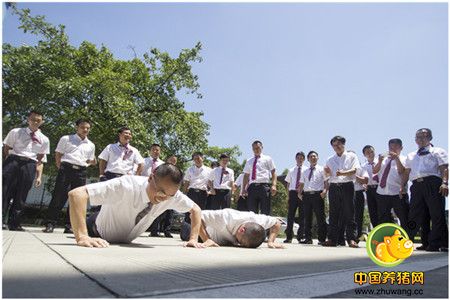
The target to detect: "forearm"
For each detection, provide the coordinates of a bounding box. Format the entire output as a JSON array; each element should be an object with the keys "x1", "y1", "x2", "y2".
[
  {"x1": 324, "y1": 180, "x2": 329, "y2": 191},
  {"x1": 198, "y1": 221, "x2": 211, "y2": 242},
  {"x1": 271, "y1": 170, "x2": 277, "y2": 186},
  {"x1": 298, "y1": 183, "x2": 304, "y2": 194},
  {"x1": 243, "y1": 174, "x2": 249, "y2": 190},
  {"x1": 395, "y1": 158, "x2": 405, "y2": 174},
  {"x1": 188, "y1": 205, "x2": 202, "y2": 241},
  {"x1": 439, "y1": 165, "x2": 449, "y2": 183},
  {"x1": 268, "y1": 221, "x2": 281, "y2": 243},
  {"x1": 35, "y1": 163, "x2": 43, "y2": 179},
  {"x1": 55, "y1": 152, "x2": 63, "y2": 169},
  {"x1": 135, "y1": 163, "x2": 143, "y2": 175},
  {"x1": 68, "y1": 187, "x2": 90, "y2": 242},
  {"x1": 98, "y1": 159, "x2": 106, "y2": 176},
  {"x1": 340, "y1": 168, "x2": 357, "y2": 176},
  {"x1": 3, "y1": 145, "x2": 11, "y2": 158},
  {"x1": 373, "y1": 161, "x2": 382, "y2": 174}
]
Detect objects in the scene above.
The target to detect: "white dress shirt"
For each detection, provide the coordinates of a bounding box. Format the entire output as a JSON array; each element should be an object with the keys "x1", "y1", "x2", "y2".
[
  {"x1": 285, "y1": 165, "x2": 308, "y2": 191},
  {"x1": 201, "y1": 209, "x2": 278, "y2": 246},
  {"x1": 98, "y1": 143, "x2": 144, "y2": 175},
  {"x1": 243, "y1": 154, "x2": 276, "y2": 184},
  {"x1": 376, "y1": 155, "x2": 406, "y2": 196},
  {"x1": 354, "y1": 167, "x2": 369, "y2": 192},
  {"x1": 209, "y1": 167, "x2": 235, "y2": 189},
  {"x1": 361, "y1": 160, "x2": 379, "y2": 186},
  {"x1": 141, "y1": 157, "x2": 165, "y2": 176},
  {"x1": 326, "y1": 151, "x2": 361, "y2": 183},
  {"x1": 55, "y1": 134, "x2": 95, "y2": 167},
  {"x1": 87, "y1": 175, "x2": 195, "y2": 243},
  {"x1": 405, "y1": 146, "x2": 448, "y2": 181},
  {"x1": 235, "y1": 173, "x2": 246, "y2": 196},
  {"x1": 3, "y1": 127, "x2": 50, "y2": 162},
  {"x1": 184, "y1": 165, "x2": 212, "y2": 190},
  {"x1": 300, "y1": 165, "x2": 326, "y2": 192}
]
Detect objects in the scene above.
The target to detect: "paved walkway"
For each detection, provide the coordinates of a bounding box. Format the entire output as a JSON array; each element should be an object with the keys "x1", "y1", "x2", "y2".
[{"x1": 2, "y1": 227, "x2": 448, "y2": 298}]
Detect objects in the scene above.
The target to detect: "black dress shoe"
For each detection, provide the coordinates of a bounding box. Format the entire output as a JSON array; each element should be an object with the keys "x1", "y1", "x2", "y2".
[
  {"x1": 9, "y1": 225, "x2": 25, "y2": 231},
  {"x1": 149, "y1": 232, "x2": 163, "y2": 237},
  {"x1": 348, "y1": 240, "x2": 360, "y2": 248},
  {"x1": 283, "y1": 239, "x2": 292, "y2": 244},
  {"x1": 299, "y1": 239, "x2": 313, "y2": 244},
  {"x1": 43, "y1": 223, "x2": 55, "y2": 233},
  {"x1": 338, "y1": 241, "x2": 346, "y2": 246},
  {"x1": 318, "y1": 241, "x2": 325, "y2": 246},
  {"x1": 164, "y1": 232, "x2": 173, "y2": 238},
  {"x1": 425, "y1": 246, "x2": 440, "y2": 252},
  {"x1": 322, "y1": 240, "x2": 337, "y2": 247},
  {"x1": 2, "y1": 223, "x2": 7, "y2": 230},
  {"x1": 440, "y1": 247, "x2": 448, "y2": 252},
  {"x1": 416, "y1": 244, "x2": 428, "y2": 251},
  {"x1": 63, "y1": 226, "x2": 73, "y2": 234}
]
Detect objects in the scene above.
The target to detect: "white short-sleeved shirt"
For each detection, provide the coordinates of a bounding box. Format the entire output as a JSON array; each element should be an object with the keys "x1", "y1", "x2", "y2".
[
  {"x1": 184, "y1": 165, "x2": 212, "y2": 190},
  {"x1": 405, "y1": 146, "x2": 448, "y2": 181},
  {"x1": 98, "y1": 143, "x2": 144, "y2": 175},
  {"x1": 300, "y1": 165, "x2": 327, "y2": 192},
  {"x1": 209, "y1": 167, "x2": 235, "y2": 189},
  {"x1": 3, "y1": 127, "x2": 50, "y2": 162},
  {"x1": 376, "y1": 155, "x2": 406, "y2": 196},
  {"x1": 361, "y1": 160, "x2": 379, "y2": 186},
  {"x1": 87, "y1": 175, "x2": 195, "y2": 243},
  {"x1": 141, "y1": 157, "x2": 165, "y2": 176},
  {"x1": 235, "y1": 173, "x2": 246, "y2": 196},
  {"x1": 55, "y1": 134, "x2": 95, "y2": 167},
  {"x1": 354, "y1": 167, "x2": 369, "y2": 191},
  {"x1": 243, "y1": 154, "x2": 276, "y2": 184},
  {"x1": 285, "y1": 165, "x2": 308, "y2": 191},
  {"x1": 201, "y1": 209, "x2": 278, "y2": 246},
  {"x1": 326, "y1": 151, "x2": 361, "y2": 183}
]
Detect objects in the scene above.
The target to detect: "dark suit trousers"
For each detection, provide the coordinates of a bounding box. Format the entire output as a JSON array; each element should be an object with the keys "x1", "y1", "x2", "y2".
[
  {"x1": 184, "y1": 188, "x2": 207, "y2": 223},
  {"x1": 209, "y1": 189, "x2": 231, "y2": 210},
  {"x1": 365, "y1": 185, "x2": 379, "y2": 228},
  {"x1": 247, "y1": 183, "x2": 271, "y2": 215},
  {"x1": 354, "y1": 190, "x2": 365, "y2": 238},
  {"x1": 328, "y1": 182, "x2": 356, "y2": 243},
  {"x1": 303, "y1": 192, "x2": 327, "y2": 242},
  {"x1": 376, "y1": 192, "x2": 409, "y2": 230},
  {"x1": 286, "y1": 190, "x2": 304, "y2": 240}
]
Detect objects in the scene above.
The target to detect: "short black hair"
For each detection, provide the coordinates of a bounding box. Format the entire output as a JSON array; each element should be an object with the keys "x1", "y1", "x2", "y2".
[
  {"x1": 295, "y1": 152, "x2": 305, "y2": 159},
  {"x1": 252, "y1": 140, "x2": 263, "y2": 147},
  {"x1": 210, "y1": 161, "x2": 219, "y2": 168},
  {"x1": 219, "y1": 153, "x2": 229, "y2": 160},
  {"x1": 307, "y1": 151, "x2": 318, "y2": 158},
  {"x1": 75, "y1": 118, "x2": 91, "y2": 126},
  {"x1": 330, "y1": 135, "x2": 346, "y2": 145},
  {"x1": 389, "y1": 138, "x2": 403, "y2": 147},
  {"x1": 416, "y1": 128, "x2": 433, "y2": 140},
  {"x1": 118, "y1": 126, "x2": 131, "y2": 134},
  {"x1": 28, "y1": 110, "x2": 43, "y2": 117},
  {"x1": 192, "y1": 152, "x2": 203, "y2": 159},
  {"x1": 150, "y1": 143, "x2": 161, "y2": 149},
  {"x1": 239, "y1": 222, "x2": 266, "y2": 248},
  {"x1": 153, "y1": 163, "x2": 184, "y2": 185},
  {"x1": 362, "y1": 145, "x2": 374, "y2": 155}
]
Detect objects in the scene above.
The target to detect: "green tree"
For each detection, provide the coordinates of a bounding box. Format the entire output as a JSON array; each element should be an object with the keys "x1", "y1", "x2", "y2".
[
  {"x1": 271, "y1": 181, "x2": 288, "y2": 217},
  {"x1": 3, "y1": 4, "x2": 209, "y2": 180}
]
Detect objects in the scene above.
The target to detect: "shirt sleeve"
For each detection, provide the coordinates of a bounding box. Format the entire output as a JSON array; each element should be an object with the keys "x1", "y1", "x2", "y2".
[
  {"x1": 87, "y1": 176, "x2": 134, "y2": 206},
  {"x1": 184, "y1": 168, "x2": 191, "y2": 181},
  {"x1": 299, "y1": 170, "x2": 306, "y2": 183},
  {"x1": 229, "y1": 169, "x2": 235, "y2": 182},
  {"x1": 55, "y1": 136, "x2": 68, "y2": 154},
  {"x1": 133, "y1": 150, "x2": 145, "y2": 164},
  {"x1": 243, "y1": 159, "x2": 252, "y2": 174},
  {"x1": 208, "y1": 168, "x2": 216, "y2": 181},
  {"x1": 3, "y1": 129, "x2": 17, "y2": 148},
  {"x1": 89, "y1": 144, "x2": 96, "y2": 161},
  {"x1": 170, "y1": 191, "x2": 195, "y2": 213},
  {"x1": 435, "y1": 148, "x2": 448, "y2": 166},
  {"x1": 285, "y1": 169, "x2": 292, "y2": 183},
  {"x1": 267, "y1": 157, "x2": 276, "y2": 171},
  {"x1": 404, "y1": 153, "x2": 413, "y2": 169},
  {"x1": 250, "y1": 214, "x2": 278, "y2": 230},
  {"x1": 41, "y1": 136, "x2": 50, "y2": 155},
  {"x1": 98, "y1": 145, "x2": 110, "y2": 161},
  {"x1": 351, "y1": 153, "x2": 361, "y2": 170}
]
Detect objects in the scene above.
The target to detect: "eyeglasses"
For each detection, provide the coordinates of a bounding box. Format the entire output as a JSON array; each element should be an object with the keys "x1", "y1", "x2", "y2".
[{"x1": 151, "y1": 177, "x2": 176, "y2": 200}]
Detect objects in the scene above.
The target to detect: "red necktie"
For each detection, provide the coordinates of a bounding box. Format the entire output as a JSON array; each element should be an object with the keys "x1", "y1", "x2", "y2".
[
  {"x1": 122, "y1": 144, "x2": 133, "y2": 160},
  {"x1": 369, "y1": 162, "x2": 378, "y2": 183},
  {"x1": 151, "y1": 158, "x2": 157, "y2": 173},
  {"x1": 308, "y1": 166, "x2": 315, "y2": 181},
  {"x1": 30, "y1": 132, "x2": 41, "y2": 144},
  {"x1": 379, "y1": 159, "x2": 392, "y2": 188},
  {"x1": 295, "y1": 167, "x2": 302, "y2": 189},
  {"x1": 220, "y1": 167, "x2": 226, "y2": 184},
  {"x1": 251, "y1": 156, "x2": 259, "y2": 180}
]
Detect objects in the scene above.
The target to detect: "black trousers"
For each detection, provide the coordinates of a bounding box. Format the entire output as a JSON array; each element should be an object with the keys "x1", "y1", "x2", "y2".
[
  {"x1": 185, "y1": 188, "x2": 207, "y2": 223},
  {"x1": 209, "y1": 189, "x2": 231, "y2": 210},
  {"x1": 407, "y1": 176, "x2": 448, "y2": 249},
  {"x1": 303, "y1": 192, "x2": 327, "y2": 242},
  {"x1": 247, "y1": 183, "x2": 271, "y2": 215},
  {"x1": 376, "y1": 192, "x2": 409, "y2": 230},
  {"x1": 150, "y1": 210, "x2": 174, "y2": 234},
  {"x1": 237, "y1": 196, "x2": 248, "y2": 211},
  {"x1": 3, "y1": 155, "x2": 37, "y2": 227},
  {"x1": 46, "y1": 163, "x2": 87, "y2": 226},
  {"x1": 354, "y1": 190, "x2": 365, "y2": 238},
  {"x1": 365, "y1": 185, "x2": 379, "y2": 228},
  {"x1": 328, "y1": 182, "x2": 357, "y2": 243},
  {"x1": 420, "y1": 207, "x2": 431, "y2": 247},
  {"x1": 286, "y1": 190, "x2": 304, "y2": 240}
]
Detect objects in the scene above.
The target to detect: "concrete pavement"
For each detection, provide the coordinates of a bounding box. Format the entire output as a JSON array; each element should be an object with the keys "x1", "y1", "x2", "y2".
[{"x1": 2, "y1": 227, "x2": 448, "y2": 298}]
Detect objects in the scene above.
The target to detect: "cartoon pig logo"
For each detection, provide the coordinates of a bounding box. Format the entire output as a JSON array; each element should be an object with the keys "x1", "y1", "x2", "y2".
[{"x1": 375, "y1": 229, "x2": 414, "y2": 263}]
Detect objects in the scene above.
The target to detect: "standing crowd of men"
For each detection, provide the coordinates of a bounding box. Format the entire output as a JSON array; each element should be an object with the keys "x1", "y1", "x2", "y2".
[{"x1": 2, "y1": 111, "x2": 448, "y2": 252}]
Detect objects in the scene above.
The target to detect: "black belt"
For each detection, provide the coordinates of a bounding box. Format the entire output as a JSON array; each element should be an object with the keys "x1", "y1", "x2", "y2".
[
  {"x1": 105, "y1": 171, "x2": 124, "y2": 177},
  {"x1": 303, "y1": 191, "x2": 322, "y2": 195},
  {"x1": 215, "y1": 188, "x2": 231, "y2": 192},
  {"x1": 367, "y1": 184, "x2": 378, "y2": 188},
  {"x1": 190, "y1": 188, "x2": 207, "y2": 193},
  {"x1": 250, "y1": 182, "x2": 270, "y2": 187},
  {"x1": 10, "y1": 154, "x2": 36, "y2": 163},
  {"x1": 62, "y1": 161, "x2": 87, "y2": 171},
  {"x1": 413, "y1": 175, "x2": 440, "y2": 184},
  {"x1": 329, "y1": 182, "x2": 353, "y2": 187}
]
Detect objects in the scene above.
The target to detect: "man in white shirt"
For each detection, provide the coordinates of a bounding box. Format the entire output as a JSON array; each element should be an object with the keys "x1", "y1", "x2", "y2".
[
  {"x1": 322, "y1": 136, "x2": 360, "y2": 248},
  {"x1": 43, "y1": 119, "x2": 97, "y2": 233},
  {"x1": 283, "y1": 152, "x2": 307, "y2": 243},
  {"x1": 208, "y1": 154, "x2": 235, "y2": 210},
  {"x1": 373, "y1": 139, "x2": 409, "y2": 229},
  {"x1": 3, "y1": 110, "x2": 50, "y2": 231},
  {"x1": 234, "y1": 173, "x2": 248, "y2": 211},
  {"x1": 242, "y1": 140, "x2": 277, "y2": 216},
  {"x1": 183, "y1": 152, "x2": 212, "y2": 221},
  {"x1": 68, "y1": 163, "x2": 205, "y2": 248},
  {"x1": 180, "y1": 208, "x2": 284, "y2": 249},
  {"x1": 404, "y1": 128, "x2": 448, "y2": 252},
  {"x1": 298, "y1": 151, "x2": 328, "y2": 245},
  {"x1": 98, "y1": 127, "x2": 144, "y2": 181},
  {"x1": 362, "y1": 145, "x2": 379, "y2": 229},
  {"x1": 142, "y1": 144, "x2": 165, "y2": 177},
  {"x1": 353, "y1": 155, "x2": 369, "y2": 241}
]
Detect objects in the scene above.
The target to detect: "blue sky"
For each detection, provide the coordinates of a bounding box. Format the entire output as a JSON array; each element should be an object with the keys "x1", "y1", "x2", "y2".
[{"x1": 2, "y1": 2, "x2": 448, "y2": 172}]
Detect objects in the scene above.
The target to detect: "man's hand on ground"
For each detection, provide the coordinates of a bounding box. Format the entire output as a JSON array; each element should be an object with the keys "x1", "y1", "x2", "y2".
[
  {"x1": 268, "y1": 241, "x2": 285, "y2": 249},
  {"x1": 202, "y1": 239, "x2": 220, "y2": 248},
  {"x1": 77, "y1": 236, "x2": 109, "y2": 248},
  {"x1": 184, "y1": 239, "x2": 205, "y2": 248}
]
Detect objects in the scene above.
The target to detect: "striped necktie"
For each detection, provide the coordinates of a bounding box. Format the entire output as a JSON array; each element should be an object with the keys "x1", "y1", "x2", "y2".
[{"x1": 135, "y1": 203, "x2": 153, "y2": 225}]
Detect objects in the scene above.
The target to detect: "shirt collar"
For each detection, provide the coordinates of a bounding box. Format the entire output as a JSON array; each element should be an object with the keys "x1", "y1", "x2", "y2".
[
  {"x1": 26, "y1": 127, "x2": 39, "y2": 135},
  {"x1": 74, "y1": 134, "x2": 89, "y2": 143}
]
